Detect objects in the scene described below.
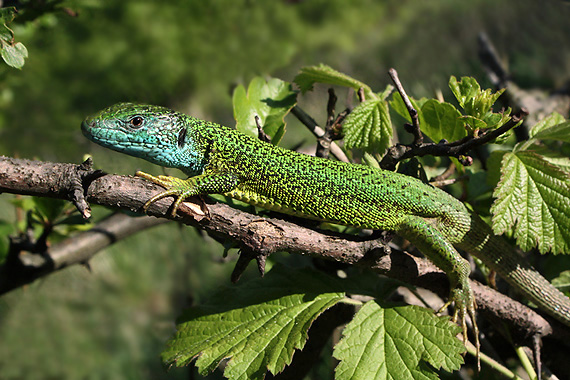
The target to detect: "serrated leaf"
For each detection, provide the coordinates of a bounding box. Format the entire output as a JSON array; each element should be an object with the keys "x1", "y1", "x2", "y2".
[
  {"x1": 2, "y1": 42, "x2": 28, "y2": 69},
  {"x1": 294, "y1": 64, "x2": 374, "y2": 98},
  {"x1": 531, "y1": 120, "x2": 570, "y2": 143},
  {"x1": 343, "y1": 98, "x2": 392, "y2": 154},
  {"x1": 162, "y1": 265, "x2": 345, "y2": 380},
  {"x1": 530, "y1": 146, "x2": 570, "y2": 171},
  {"x1": 474, "y1": 88, "x2": 504, "y2": 118},
  {"x1": 334, "y1": 300, "x2": 464, "y2": 380},
  {"x1": 529, "y1": 112, "x2": 566, "y2": 138},
  {"x1": 491, "y1": 151, "x2": 570, "y2": 253},
  {"x1": 420, "y1": 99, "x2": 465, "y2": 143},
  {"x1": 232, "y1": 77, "x2": 297, "y2": 144}
]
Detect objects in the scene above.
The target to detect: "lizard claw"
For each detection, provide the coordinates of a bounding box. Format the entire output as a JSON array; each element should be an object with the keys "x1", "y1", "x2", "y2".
[
  {"x1": 135, "y1": 170, "x2": 238, "y2": 217},
  {"x1": 136, "y1": 171, "x2": 189, "y2": 216},
  {"x1": 439, "y1": 280, "x2": 480, "y2": 371}
]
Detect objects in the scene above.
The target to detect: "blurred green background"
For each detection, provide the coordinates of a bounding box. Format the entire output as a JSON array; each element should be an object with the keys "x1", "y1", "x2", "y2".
[{"x1": 0, "y1": 0, "x2": 569, "y2": 379}]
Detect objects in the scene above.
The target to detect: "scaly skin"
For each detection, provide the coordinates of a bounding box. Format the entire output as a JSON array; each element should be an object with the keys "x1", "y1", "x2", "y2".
[{"x1": 82, "y1": 103, "x2": 570, "y2": 355}]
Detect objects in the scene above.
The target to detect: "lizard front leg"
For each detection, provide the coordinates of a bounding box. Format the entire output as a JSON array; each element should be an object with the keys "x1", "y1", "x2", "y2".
[
  {"x1": 136, "y1": 171, "x2": 239, "y2": 216},
  {"x1": 397, "y1": 215, "x2": 480, "y2": 364}
]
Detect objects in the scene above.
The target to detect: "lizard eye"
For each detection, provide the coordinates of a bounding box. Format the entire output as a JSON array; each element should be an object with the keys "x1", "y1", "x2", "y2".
[{"x1": 129, "y1": 116, "x2": 144, "y2": 128}]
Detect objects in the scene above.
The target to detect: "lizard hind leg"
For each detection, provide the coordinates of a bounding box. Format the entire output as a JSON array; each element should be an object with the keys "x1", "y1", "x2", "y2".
[{"x1": 397, "y1": 215, "x2": 480, "y2": 367}]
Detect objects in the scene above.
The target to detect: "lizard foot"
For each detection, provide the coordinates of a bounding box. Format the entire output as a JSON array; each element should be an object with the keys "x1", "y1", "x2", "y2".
[
  {"x1": 136, "y1": 171, "x2": 193, "y2": 216},
  {"x1": 438, "y1": 278, "x2": 480, "y2": 370}
]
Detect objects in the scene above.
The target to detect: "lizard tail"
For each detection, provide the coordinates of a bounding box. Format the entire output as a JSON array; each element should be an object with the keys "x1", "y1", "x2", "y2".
[{"x1": 460, "y1": 217, "x2": 570, "y2": 327}]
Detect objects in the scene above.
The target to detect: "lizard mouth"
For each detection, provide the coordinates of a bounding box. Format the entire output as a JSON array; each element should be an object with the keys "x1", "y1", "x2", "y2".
[
  {"x1": 81, "y1": 118, "x2": 121, "y2": 140},
  {"x1": 81, "y1": 118, "x2": 124, "y2": 148},
  {"x1": 81, "y1": 119, "x2": 93, "y2": 132}
]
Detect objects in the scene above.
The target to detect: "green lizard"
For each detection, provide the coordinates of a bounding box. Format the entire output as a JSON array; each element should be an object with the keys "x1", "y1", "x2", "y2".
[{"x1": 81, "y1": 102, "x2": 570, "y2": 357}]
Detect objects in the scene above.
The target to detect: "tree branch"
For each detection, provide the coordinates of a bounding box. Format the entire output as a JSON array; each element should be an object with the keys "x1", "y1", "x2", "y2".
[
  {"x1": 0, "y1": 212, "x2": 166, "y2": 295},
  {"x1": 380, "y1": 110, "x2": 527, "y2": 169},
  {"x1": 1, "y1": 156, "x2": 568, "y2": 345}
]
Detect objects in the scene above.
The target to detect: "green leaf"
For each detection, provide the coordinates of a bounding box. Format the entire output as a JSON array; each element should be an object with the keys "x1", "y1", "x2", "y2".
[
  {"x1": 0, "y1": 220, "x2": 14, "y2": 263},
  {"x1": 552, "y1": 270, "x2": 570, "y2": 295},
  {"x1": 491, "y1": 151, "x2": 570, "y2": 254},
  {"x1": 458, "y1": 115, "x2": 486, "y2": 134},
  {"x1": 0, "y1": 28, "x2": 11, "y2": 42},
  {"x1": 343, "y1": 98, "x2": 392, "y2": 154},
  {"x1": 530, "y1": 146, "x2": 570, "y2": 171},
  {"x1": 396, "y1": 157, "x2": 428, "y2": 183},
  {"x1": 531, "y1": 120, "x2": 570, "y2": 143},
  {"x1": 377, "y1": 84, "x2": 394, "y2": 101},
  {"x1": 232, "y1": 77, "x2": 297, "y2": 144},
  {"x1": 294, "y1": 64, "x2": 374, "y2": 98},
  {"x1": 334, "y1": 300, "x2": 464, "y2": 380},
  {"x1": 389, "y1": 92, "x2": 427, "y2": 126},
  {"x1": 0, "y1": 7, "x2": 27, "y2": 69},
  {"x1": 0, "y1": 7, "x2": 16, "y2": 42},
  {"x1": 420, "y1": 99, "x2": 465, "y2": 143},
  {"x1": 449, "y1": 76, "x2": 480, "y2": 109},
  {"x1": 482, "y1": 107, "x2": 512, "y2": 131},
  {"x1": 481, "y1": 110, "x2": 514, "y2": 144},
  {"x1": 162, "y1": 265, "x2": 345, "y2": 380},
  {"x1": 1, "y1": 42, "x2": 28, "y2": 69},
  {"x1": 449, "y1": 76, "x2": 504, "y2": 119},
  {"x1": 32, "y1": 197, "x2": 67, "y2": 223},
  {"x1": 529, "y1": 112, "x2": 566, "y2": 138},
  {"x1": 362, "y1": 152, "x2": 380, "y2": 169},
  {"x1": 0, "y1": 7, "x2": 16, "y2": 25},
  {"x1": 486, "y1": 150, "x2": 509, "y2": 188}
]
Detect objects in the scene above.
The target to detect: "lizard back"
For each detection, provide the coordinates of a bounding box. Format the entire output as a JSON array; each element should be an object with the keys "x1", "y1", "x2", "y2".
[{"x1": 198, "y1": 119, "x2": 466, "y2": 231}]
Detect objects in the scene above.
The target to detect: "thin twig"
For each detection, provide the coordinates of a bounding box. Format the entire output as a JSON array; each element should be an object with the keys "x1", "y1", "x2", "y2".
[
  {"x1": 389, "y1": 68, "x2": 423, "y2": 145},
  {"x1": 255, "y1": 115, "x2": 271, "y2": 143},
  {"x1": 357, "y1": 87, "x2": 366, "y2": 103},
  {"x1": 430, "y1": 175, "x2": 468, "y2": 188},
  {"x1": 290, "y1": 106, "x2": 350, "y2": 163},
  {"x1": 326, "y1": 88, "x2": 337, "y2": 128},
  {"x1": 315, "y1": 88, "x2": 337, "y2": 158},
  {"x1": 431, "y1": 162, "x2": 456, "y2": 182}
]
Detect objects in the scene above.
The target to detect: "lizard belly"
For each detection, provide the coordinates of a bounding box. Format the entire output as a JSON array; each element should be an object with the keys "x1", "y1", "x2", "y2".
[{"x1": 224, "y1": 188, "x2": 330, "y2": 221}]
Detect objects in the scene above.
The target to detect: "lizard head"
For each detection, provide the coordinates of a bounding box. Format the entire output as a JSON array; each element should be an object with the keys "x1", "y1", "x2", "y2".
[{"x1": 82, "y1": 102, "x2": 205, "y2": 174}]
